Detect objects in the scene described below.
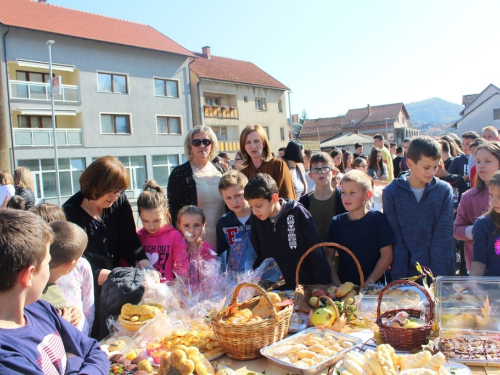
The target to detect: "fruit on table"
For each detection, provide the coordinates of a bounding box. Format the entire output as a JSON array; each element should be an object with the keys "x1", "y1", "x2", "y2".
[
  {"x1": 327, "y1": 286, "x2": 338, "y2": 298},
  {"x1": 403, "y1": 320, "x2": 423, "y2": 329},
  {"x1": 137, "y1": 359, "x2": 153, "y2": 373},
  {"x1": 308, "y1": 296, "x2": 319, "y2": 307},
  {"x1": 312, "y1": 288, "x2": 326, "y2": 297},
  {"x1": 310, "y1": 307, "x2": 335, "y2": 326}
]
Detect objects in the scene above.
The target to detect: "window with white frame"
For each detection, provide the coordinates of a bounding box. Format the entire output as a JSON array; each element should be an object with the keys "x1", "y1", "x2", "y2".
[
  {"x1": 152, "y1": 155, "x2": 179, "y2": 187},
  {"x1": 98, "y1": 72, "x2": 128, "y2": 94},
  {"x1": 156, "y1": 116, "x2": 181, "y2": 134},
  {"x1": 263, "y1": 126, "x2": 270, "y2": 140},
  {"x1": 154, "y1": 78, "x2": 179, "y2": 98},
  {"x1": 255, "y1": 97, "x2": 267, "y2": 111},
  {"x1": 494, "y1": 109, "x2": 500, "y2": 120},
  {"x1": 118, "y1": 156, "x2": 146, "y2": 192},
  {"x1": 18, "y1": 158, "x2": 85, "y2": 199},
  {"x1": 101, "y1": 114, "x2": 131, "y2": 134},
  {"x1": 211, "y1": 126, "x2": 228, "y2": 141},
  {"x1": 205, "y1": 96, "x2": 221, "y2": 106},
  {"x1": 278, "y1": 99, "x2": 283, "y2": 113}
]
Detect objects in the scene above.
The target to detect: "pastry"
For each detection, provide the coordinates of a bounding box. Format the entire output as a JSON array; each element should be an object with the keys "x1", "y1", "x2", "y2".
[{"x1": 336, "y1": 282, "x2": 354, "y2": 298}]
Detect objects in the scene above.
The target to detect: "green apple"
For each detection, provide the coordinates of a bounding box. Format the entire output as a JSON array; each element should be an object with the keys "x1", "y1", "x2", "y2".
[
  {"x1": 309, "y1": 296, "x2": 319, "y2": 307},
  {"x1": 310, "y1": 308, "x2": 335, "y2": 326}
]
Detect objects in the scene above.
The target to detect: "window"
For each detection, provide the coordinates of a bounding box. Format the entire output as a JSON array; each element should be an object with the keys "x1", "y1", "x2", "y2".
[
  {"x1": 98, "y1": 73, "x2": 128, "y2": 94},
  {"x1": 18, "y1": 158, "x2": 85, "y2": 199},
  {"x1": 101, "y1": 114, "x2": 131, "y2": 134},
  {"x1": 278, "y1": 99, "x2": 283, "y2": 113},
  {"x1": 280, "y1": 127, "x2": 285, "y2": 141},
  {"x1": 18, "y1": 115, "x2": 53, "y2": 128},
  {"x1": 494, "y1": 109, "x2": 500, "y2": 120},
  {"x1": 211, "y1": 126, "x2": 228, "y2": 141},
  {"x1": 154, "y1": 78, "x2": 179, "y2": 98},
  {"x1": 16, "y1": 71, "x2": 51, "y2": 82},
  {"x1": 205, "y1": 96, "x2": 221, "y2": 106},
  {"x1": 118, "y1": 156, "x2": 146, "y2": 192},
  {"x1": 255, "y1": 98, "x2": 267, "y2": 111},
  {"x1": 157, "y1": 116, "x2": 181, "y2": 134},
  {"x1": 263, "y1": 126, "x2": 270, "y2": 140},
  {"x1": 152, "y1": 154, "x2": 179, "y2": 187}
]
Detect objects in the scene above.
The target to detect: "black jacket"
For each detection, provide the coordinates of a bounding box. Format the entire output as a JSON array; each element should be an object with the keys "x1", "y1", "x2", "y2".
[
  {"x1": 15, "y1": 186, "x2": 35, "y2": 209},
  {"x1": 250, "y1": 199, "x2": 331, "y2": 289},
  {"x1": 167, "y1": 161, "x2": 197, "y2": 228}
]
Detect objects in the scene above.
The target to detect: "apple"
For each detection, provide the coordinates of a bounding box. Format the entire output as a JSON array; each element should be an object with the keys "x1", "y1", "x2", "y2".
[
  {"x1": 309, "y1": 296, "x2": 318, "y2": 307},
  {"x1": 327, "y1": 286, "x2": 338, "y2": 294},
  {"x1": 325, "y1": 304, "x2": 338, "y2": 320},
  {"x1": 312, "y1": 289, "x2": 327, "y2": 297},
  {"x1": 310, "y1": 308, "x2": 335, "y2": 326}
]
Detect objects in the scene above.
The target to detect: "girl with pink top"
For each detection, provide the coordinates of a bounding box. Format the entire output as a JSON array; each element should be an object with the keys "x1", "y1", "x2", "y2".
[
  {"x1": 454, "y1": 142, "x2": 500, "y2": 270},
  {"x1": 137, "y1": 181, "x2": 189, "y2": 282},
  {"x1": 176, "y1": 205, "x2": 218, "y2": 284}
]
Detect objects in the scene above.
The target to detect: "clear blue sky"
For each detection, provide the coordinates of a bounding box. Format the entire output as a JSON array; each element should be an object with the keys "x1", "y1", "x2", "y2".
[{"x1": 50, "y1": 0, "x2": 500, "y2": 119}]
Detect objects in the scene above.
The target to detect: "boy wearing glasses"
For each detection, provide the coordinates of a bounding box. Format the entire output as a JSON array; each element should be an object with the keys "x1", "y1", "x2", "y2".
[{"x1": 299, "y1": 152, "x2": 345, "y2": 241}]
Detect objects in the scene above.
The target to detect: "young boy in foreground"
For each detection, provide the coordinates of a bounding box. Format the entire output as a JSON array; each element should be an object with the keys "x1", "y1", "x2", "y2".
[
  {"x1": 245, "y1": 173, "x2": 331, "y2": 289},
  {"x1": 0, "y1": 209, "x2": 108, "y2": 374},
  {"x1": 216, "y1": 170, "x2": 256, "y2": 272},
  {"x1": 383, "y1": 136, "x2": 455, "y2": 280},
  {"x1": 325, "y1": 170, "x2": 394, "y2": 286}
]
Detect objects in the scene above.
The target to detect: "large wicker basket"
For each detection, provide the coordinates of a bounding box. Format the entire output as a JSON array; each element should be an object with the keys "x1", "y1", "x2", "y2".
[
  {"x1": 294, "y1": 242, "x2": 365, "y2": 314},
  {"x1": 210, "y1": 282, "x2": 293, "y2": 360},
  {"x1": 376, "y1": 279, "x2": 434, "y2": 351}
]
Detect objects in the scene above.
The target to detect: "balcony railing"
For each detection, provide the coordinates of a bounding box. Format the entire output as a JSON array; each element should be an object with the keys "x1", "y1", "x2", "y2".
[
  {"x1": 218, "y1": 140, "x2": 240, "y2": 152},
  {"x1": 204, "y1": 106, "x2": 238, "y2": 119},
  {"x1": 14, "y1": 128, "x2": 83, "y2": 147},
  {"x1": 10, "y1": 80, "x2": 80, "y2": 103}
]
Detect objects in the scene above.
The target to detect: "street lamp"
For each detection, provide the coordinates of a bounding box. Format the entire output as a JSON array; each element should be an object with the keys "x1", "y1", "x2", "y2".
[
  {"x1": 287, "y1": 91, "x2": 293, "y2": 140},
  {"x1": 384, "y1": 117, "x2": 390, "y2": 141},
  {"x1": 47, "y1": 40, "x2": 61, "y2": 206}
]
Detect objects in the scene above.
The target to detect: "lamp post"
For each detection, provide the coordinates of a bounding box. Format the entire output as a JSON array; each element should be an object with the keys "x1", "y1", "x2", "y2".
[
  {"x1": 47, "y1": 40, "x2": 61, "y2": 206},
  {"x1": 287, "y1": 91, "x2": 293, "y2": 140},
  {"x1": 384, "y1": 117, "x2": 390, "y2": 141}
]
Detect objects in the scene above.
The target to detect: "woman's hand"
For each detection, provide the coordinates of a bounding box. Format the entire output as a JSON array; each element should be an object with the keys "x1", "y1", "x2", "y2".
[
  {"x1": 66, "y1": 306, "x2": 82, "y2": 326},
  {"x1": 137, "y1": 260, "x2": 161, "y2": 283},
  {"x1": 98, "y1": 269, "x2": 111, "y2": 286}
]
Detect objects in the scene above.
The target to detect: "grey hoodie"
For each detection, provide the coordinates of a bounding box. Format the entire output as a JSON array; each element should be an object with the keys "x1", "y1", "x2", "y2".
[{"x1": 382, "y1": 176, "x2": 454, "y2": 280}]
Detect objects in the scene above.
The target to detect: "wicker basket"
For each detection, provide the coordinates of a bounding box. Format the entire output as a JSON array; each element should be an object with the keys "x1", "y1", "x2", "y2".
[
  {"x1": 210, "y1": 282, "x2": 293, "y2": 360},
  {"x1": 376, "y1": 279, "x2": 434, "y2": 351},
  {"x1": 294, "y1": 242, "x2": 365, "y2": 313}
]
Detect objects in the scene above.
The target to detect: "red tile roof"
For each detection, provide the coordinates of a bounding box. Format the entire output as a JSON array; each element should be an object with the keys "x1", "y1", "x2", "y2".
[
  {"x1": 341, "y1": 103, "x2": 409, "y2": 128},
  {"x1": 0, "y1": 0, "x2": 194, "y2": 56},
  {"x1": 300, "y1": 116, "x2": 344, "y2": 139},
  {"x1": 190, "y1": 53, "x2": 289, "y2": 90}
]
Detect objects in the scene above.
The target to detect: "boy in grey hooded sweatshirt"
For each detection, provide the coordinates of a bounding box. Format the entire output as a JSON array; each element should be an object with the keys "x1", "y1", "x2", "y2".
[{"x1": 383, "y1": 136, "x2": 454, "y2": 280}]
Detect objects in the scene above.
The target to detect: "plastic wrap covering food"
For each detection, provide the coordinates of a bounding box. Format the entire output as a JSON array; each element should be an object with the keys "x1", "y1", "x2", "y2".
[{"x1": 225, "y1": 233, "x2": 257, "y2": 273}]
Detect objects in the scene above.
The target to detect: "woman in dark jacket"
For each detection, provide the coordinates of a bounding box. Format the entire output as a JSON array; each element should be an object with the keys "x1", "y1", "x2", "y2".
[
  {"x1": 64, "y1": 156, "x2": 154, "y2": 339},
  {"x1": 13, "y1": 166, "x2": 36, "y2": 209}
]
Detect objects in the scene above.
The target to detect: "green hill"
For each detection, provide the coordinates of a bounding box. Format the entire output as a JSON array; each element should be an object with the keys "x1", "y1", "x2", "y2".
[{"x1": 406, "y1": 97, "x2": 463, "y2": 124}]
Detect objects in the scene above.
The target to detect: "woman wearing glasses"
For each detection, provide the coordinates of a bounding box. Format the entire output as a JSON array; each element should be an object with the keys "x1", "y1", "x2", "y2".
[
  {"x1": 239, "y1": 125, "x2": 295, "y2": 199},
  {"x1": 167, "y1": 125, "x2": 224, "y2": 247},
  {"x1": 64, "y1": 155, "x2": 153, "y2": 338}
]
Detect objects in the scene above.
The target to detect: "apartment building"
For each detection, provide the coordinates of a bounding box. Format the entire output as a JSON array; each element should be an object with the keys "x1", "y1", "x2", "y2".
[
  {"x1": 189, "y1": 47, "x2": 290, "y2": 156},
  {"x1": 0, "y1": 0, "x2": 195, "y2": 204}
]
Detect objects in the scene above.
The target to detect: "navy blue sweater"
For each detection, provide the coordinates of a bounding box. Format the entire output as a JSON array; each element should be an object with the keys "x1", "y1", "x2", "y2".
[
  {"x1": 250, "y1": 199, "x2": 331, "y2": 289},
  {"x1": 382, "y1": 176, "x2": 455, "y2": 280}
]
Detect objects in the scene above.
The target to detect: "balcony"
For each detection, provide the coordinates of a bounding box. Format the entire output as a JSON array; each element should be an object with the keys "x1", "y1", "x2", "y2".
[
  {"x1": 204, "y1": 105, "x2": 238, "y2": 119},
  {"x1": 13, "y1": 128, "x2": 83, "y2": 147},
  {"x1": 218, "y1": 140, "x2": 240, "y2": 152},
  {"x1": 10, "y1": 80, "x2": 80, "y2": 103}
]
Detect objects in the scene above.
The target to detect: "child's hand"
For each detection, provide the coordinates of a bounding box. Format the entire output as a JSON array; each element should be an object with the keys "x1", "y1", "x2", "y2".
[
  {"x1": 67, "y1": 306, "x2": 82, "y2": 326},
  {"x1": 58, "y1": 307, "x2": 72, "y2": 323}
]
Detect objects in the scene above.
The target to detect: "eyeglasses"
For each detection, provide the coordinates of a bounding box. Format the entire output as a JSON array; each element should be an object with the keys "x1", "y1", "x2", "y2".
[
  {"x1": 191, "y1": 139, "x2": 212, "y2": 147},
  {"x1": 310, "y1": 167, "x2": 333, "y2": 174},
  {"x1": 108, "y1": 188, "x2": 126, "y2": 196}
]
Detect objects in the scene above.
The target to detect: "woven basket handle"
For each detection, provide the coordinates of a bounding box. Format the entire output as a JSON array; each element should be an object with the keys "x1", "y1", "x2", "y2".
[
  {"x1": 231, "y1": 282, "x2": 279, "y2": 322},
  {"x1": 314, "y1": 295, "x2": 341, "y2": 318},
  {"x1": 295, "y1": 242, "x2": 365, "y2": 287},
  {"x1": 376, "y1": 279, "x2": 434, "y2": 320}
]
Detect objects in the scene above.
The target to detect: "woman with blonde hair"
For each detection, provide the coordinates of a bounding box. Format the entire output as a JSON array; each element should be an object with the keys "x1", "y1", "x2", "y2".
[
  {"x1": 167, "y1": 125, "x2": 225, "y2": 246},
  {"x1": 13, "y1": 166, "x2": 35, "y2": 209},
  {"x1": 239, "y1": 125, "x2": 295, "y2": 199},
  {"x1": 0, "y1": 170, "x2": 15, "y2": 208}
]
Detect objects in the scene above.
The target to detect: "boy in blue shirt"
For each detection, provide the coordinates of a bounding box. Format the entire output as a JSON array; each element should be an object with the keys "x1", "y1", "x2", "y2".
[
  {"x1": 216, "y1": 170, "x2": 256, "y2": 272},
  {"x1": 0, "y1": 209, "x2": 108, "y2": 374},
  {"x1": 325, "y1": 170, "x2": 394, "y2": 286},
  {"x1": 383, "y1": 136, "x2": 454, "y2": 280},
  {"x1": 245, "y1": 173, "x2": 331, "y2": 290}
]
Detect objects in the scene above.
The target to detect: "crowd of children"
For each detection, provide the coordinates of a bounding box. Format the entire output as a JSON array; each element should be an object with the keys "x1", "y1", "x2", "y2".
[{"x1": 5, "y1": 128, "x2": 500, "y2": 372}]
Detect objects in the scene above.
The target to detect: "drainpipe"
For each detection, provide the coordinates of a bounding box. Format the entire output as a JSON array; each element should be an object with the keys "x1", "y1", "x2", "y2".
[{"x1": 1, "y1": 26, "x2": 15, "y2": 171}]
